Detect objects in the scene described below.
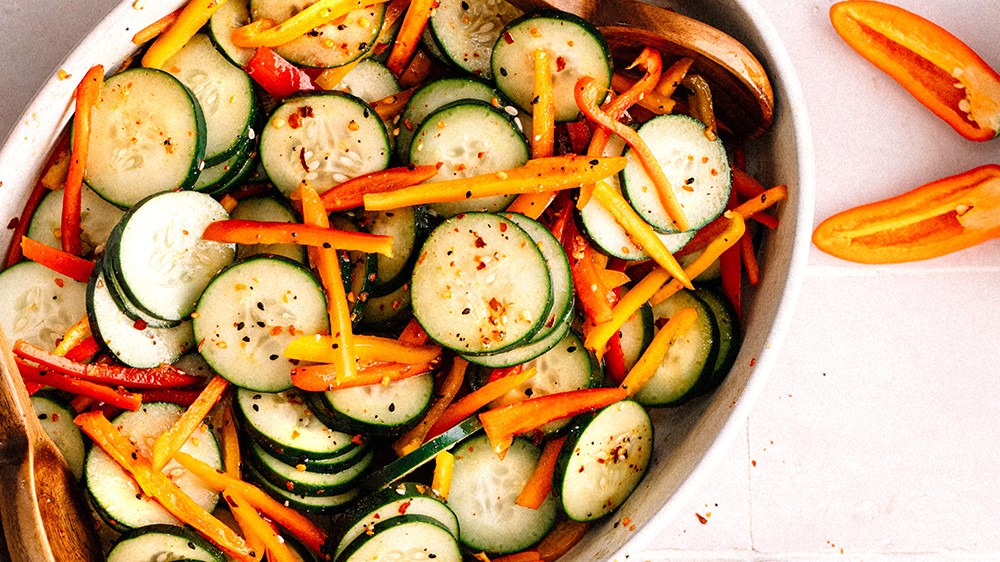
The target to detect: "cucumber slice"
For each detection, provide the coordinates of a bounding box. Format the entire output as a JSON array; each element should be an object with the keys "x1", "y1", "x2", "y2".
[
  {"x1": 26, "y1": 186, "x2": 123, "y2": 256},
  {"x1": 330, "y1": 482, "x2": 459, "y2": 561},
  {"x1": 694, "y1": 286, "x2": 740, "y2": 390},
  {"x1": 633, "y1": 289, "x2": 719, "y2": 406},
  {"x1": 108, "y1": 190, "x2": 235, "y2": 322},
  {"x1": 243, "y1": 461, "x2": 359, "y2": 515},
  {"x1": 101, "y1": 253, "x2": 182, "y2": 329},
  {"x1": 429, "y1": 0, "x2": 522, "y2": 79},
  {"x1": 86, "y1": 68, "x2": 206, "y2": 207},
  {"x1": 106, "y1": 524, "x2": 225, "y2": 562},
  {"x1": 621, "y1": 114, "x2": 731, "y2": 233},
  {"x1": 314, "y1": 371, "x2": 435, "y2": 435},
  {"x1": 0, "y1": 261, "x2": 87, "y2": 350},
  {"x1": 230, "y1": 195, "x2": 307, "y2": 263},
  {"x1": 409, "y1": 100, "x2": 528, "y2": 217},
  {"x1": 84, "y1": 403, "x2": 222, "y2": 530},
  {"x1": 504, "y1": 212, "x2": 571, "y2": 344},
  {"x1": 333, "y1": 59, "x2": 400, "y2": 104},
  {"x1": 358, "y1": 282, "x2": 411, "y2": 329},
  {"x1": 250, "y1": 0, "x2": 385, "y2": 68},
  {"x1": 191, "y1": 133, "x2": 257, "y2": 195},
  {"x1": 335, "y1": 514, "x2": 461, "y2": 562},
  {"x1": 361, "y1": 205, "x2": 429, "y2": 296},
  {"x1": 447, "y1": 435, "x2": 556, "y2": 553},
  {"x1": 555, "y1": 400, "x2": 653, "y2": 521},
  {"x1": 234, "y1": 388, "x2": 358, "y2": 461},
  {"x1": 165, "y1": 33, "x2": 258, "y2": 166},
  {"x1": 30, "y1": 392, "x2": 85, "y2": 480},
  {"x1": 260, "y1": 92, "x2": 390, "y2": 197},
  {"x1": 618, "y1": 296, "x2": 653, "y2": 373},
  {"x1": 193, "y1": 256, "x2": 330, "y2": 392},
  {"x1": 209, "y1": 0, "x2": 255, "y2": 67},
  {"x1": 460, "y1": 299, "x2": 572, "y2": 368},
  {"x1": 394, "y1": 76, "x2": 500, "y2": 163},
  {"x1": 411, "y1": 212, "x2": 550, "y2": 355},
  {"x1": 491, "y1": 11, "x2": 611, "y2": 122},
  {"x1": 246, "y1": 438, "x2": 373, "y2": 497}
]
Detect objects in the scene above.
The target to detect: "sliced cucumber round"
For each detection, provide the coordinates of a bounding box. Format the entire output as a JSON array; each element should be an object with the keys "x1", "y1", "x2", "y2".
[
  {"x1": 209, "y1": 0, "x2": 255, "y2": 67},
  {"x1": 314, "y1": 371, "x2": 435, "y2": 436},
  {"x1": 30, "y1": 392, "x2": 85, "y2": 480},
  {"x1": 411, "y1": 212, "x2": 550, "y2": 354},
  {"x1": 694, "y1": 286, "x2": 740, "y2": 390},
  {"x1": 336, "y1": 514, "x2": 461, "y2": 562},
  {"x1": 505, "y1": 212, "x2": 572, "y2": 344},
  {"x1": 618, "y1": 295, "x2": 653, "y2": 373},
  {"x1": 193, "y1": 255, "x2": 329, "y2": 392},
  {"x1": 555, "y1": 400, "x2": 653, "y2": 521},
  {"x1": 234, "y1": 388, "x2": 357, "y2": 461},
  {"x1": 460, "y1": 299, "x2": 572, "y2": 368},
  {"x1": 361, "y1": 205, "x2": 430, "y2": 296},
  {"x1": 429, "y1": 0, "x2": 523, "y2": 79},
  {"x1": 106, "y1": 524, "x2": 225, "y2": 562},
  {"x1": 26, "y1": 185, "x2": 124, "y2": 256},
  {"x1": 86, "y1": 68, "x2": 206, "y2": 207},
  {"x1": 230, "y1": 194, "x2": 307, "y2": 263},
  {"x1": 250, "y1": 0, "x2": 385, "y2": 68},
  {"x1": 246, "y1": 438, "x2": 373, "y2": 497},
  {"x1": 491, "y1": 11, "x2": 611, "y2": 122},
  {"x1": 243, "y1": 461, "x2": 359, "y2": 515},
  {"x1": 395, "y1": 76, "x2": 500, "y2": 163},
  {"x1": 0, "y1": 261, "x2": 87, "y2": 350},
  {"x1": 333, "y1": 59, "x2": 400, "y2": 104},
  {"x1": 621, "y1": 114, "x2": 731, "y2": 233}
]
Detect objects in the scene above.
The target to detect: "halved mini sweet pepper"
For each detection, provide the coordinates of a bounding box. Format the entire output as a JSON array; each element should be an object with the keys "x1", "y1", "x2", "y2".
[
  {"x1": 830, "y1": 0, "x2": 1000, "y2": 141},
  {"x1": 813, "y1": 164, "x2": 1000, "y2": 263}
]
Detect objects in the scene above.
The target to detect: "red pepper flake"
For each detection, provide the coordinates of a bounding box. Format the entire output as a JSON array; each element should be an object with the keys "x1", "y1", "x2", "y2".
[
  {"x1": 352, "y1": 434, "x2": 364, "y2": 445},
  {"x1": 398, "y1": 499, "x2": 412, "y2": 514},
  {"x1": 556, "y1": 56, "x2": 567, "y2": 72},
  {"x1": 288, "y1": 112, "x2": 302, "y2": 129},
  {"x1": 132, "y1": 318, "x2": 148, "y2": 330},
  {"x1": 499, "y1": 222, "x2": 507, "y2": 233},
  {"x1": 751, "y1": 459, "x2": 757, "y2": 467},
  {"x1": 270, "y1": 326, "x2": 283, "y2": 336},
  {"x1": 695, "y1": 513, "x2": 708, "y2": 524},
  {"x1": 474, "y1": 236, "x2": 486, "y2": 248},
  {"x1": 6, "y1": 217, "x2": 18, "y2": 230},
  {"x1": 749, "y1": 357, "x2": 757, "y2": 367},
  {"x1": 502, "y1": 31, "x2": 514, "y2": 44},
  {"x1": 53, "y1": 278, "x2": 65, "y2": 288},
  {"x1": 298, "y1": 105, "x2": 314, "y2": 119}
]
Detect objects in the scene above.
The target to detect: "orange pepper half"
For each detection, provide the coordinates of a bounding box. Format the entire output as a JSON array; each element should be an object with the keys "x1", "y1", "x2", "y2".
[
  {"x1": 830, "y1": 0, "x2": 1000, "y2": 141},
  {"x1": 813, "y1": 164, "x2": 1000, "y2": 263}
]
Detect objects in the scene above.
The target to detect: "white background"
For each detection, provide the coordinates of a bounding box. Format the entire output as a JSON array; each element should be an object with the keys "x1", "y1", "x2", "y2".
[{"x1": 1, "y1": 1, "x2": 999, "y2": 560}]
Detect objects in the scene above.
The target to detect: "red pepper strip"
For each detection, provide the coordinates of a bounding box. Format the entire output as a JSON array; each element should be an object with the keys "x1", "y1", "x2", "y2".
[
  {"x1": 291, "y1": 362, "x2": 434, "y2": 392},
  {"x1": 244, "y1": 47, "x2": 315, "y2": 100},
  {"x1": 481, "y1": 388, "x2": 628, "y2": 459},
  {"x1": 488, "y1": 364, "x2": 523, "y2": 384},
  {"x1": 675, "y1": 185, "x2": 787, "y2": 258},
  {"x1": 174, "y1": 451, "x2": 328, "y2": 556},
  {"x1": 4, "y1": 135, "x2": 70, "y2": 268},
  {"x1": 18, "y1": 358, "x2": 142, "y2": 411},
  {"x1": 137, "y1": 388, "x2": 204, "y2": 407},
  {"x1": 603, "y1": 332, "x2": 628, "y2": 384},
  {"x1": 385, "y1": 0, "x2": 437, "y2": 76},
  {"x1": 740, "y1": 233, "x2": 761, "y2": 286},
  {"x1": 397, "y1": 49, "x2": 436, "y2": 90},
  {"x1": 202, "y1": 219, "x2": 394, "y2": 256},
  {"x1": 515, "y1": 436, "x2": 566, "y2": 509},
  {"x1": 830, "y1": 1, "x2": 1000, "y2": 141},
  {"x1": 813, "y1": 163, "x2": 1000, "y2": 263},
  {"x1": 63, "y1": 65, "x2": 104, "y2": 256},
  {"x1": 575, "y1": 76, "x2": 690, "y2": 231},
  {"x1": 537, "y1": 520, "x2": 592, "y2": 562},
  {"x1": 578, "y1": 47, "x2": 662, "y2": 209},
  {"x1": 564, "y1": 120, "x2": 592, "y2": 155},
  {"x1": 562, "y1": 217, "x2": 614, "y2": 325},
  {"x1": 24, "y1": 381, "x2": 46, "y2": 395},
  {"x1": 425, "y1": 368, "x2": 538, "y2": 441},
  {"x1": 75, "y1": 413, "x2": 257, "y2": 561},
  {"x1": 13, "y1": 340, "x2": 202, "y2": 389},
  {"x1": 321, "y1": 164, "x2": 438, "y2": 211},
  {"x1": 20, "y1": 237, "x2": 94, "y2": 283},
  {"x1": 732, "y1": 167, "x2": 766, "y2": 198},
  {"x1": 720, "y1": 192, "x2": 743, "y2": 320}
]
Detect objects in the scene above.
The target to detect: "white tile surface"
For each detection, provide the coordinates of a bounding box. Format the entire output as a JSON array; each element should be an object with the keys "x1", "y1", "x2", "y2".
[{"x1": 1, "y1": 0, "x2": 999, "y2": 561}]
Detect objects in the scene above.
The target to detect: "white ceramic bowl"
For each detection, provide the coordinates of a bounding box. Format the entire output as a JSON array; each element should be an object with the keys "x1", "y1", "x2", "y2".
[{"x1": 0, "y1": 0, "x2": 814, "y2": 558}]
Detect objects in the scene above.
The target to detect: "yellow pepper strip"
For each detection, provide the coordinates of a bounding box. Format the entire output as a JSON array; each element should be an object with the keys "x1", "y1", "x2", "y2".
[
  {"x1": 508, "y1": 50, "x2": 558, "y2": 218},
  {"x1": 371, "y1": 86, "x2": 416, "y2": 121},
  {"x1": 314, "y1": 0, "x2": 408, "y2": 89},
  {"x1": 291, "y1": 361, "x2": 434, "y2": 392},
  {"x1": 151, "y1": 376, "x2": 230, "y2": 471},
  {"x1": 575, "y1": 76, "x2": 690, "y2": 231},
  {"x1": 232, "y1": 0, "x2": 388, "y2": 48},
  {"x1": 54, "y1": 316, "x2": 91, "y2": 357},
  {"x1": 425, "y1": 368, "x2": 538, "y2": 440},
  {"x1": 220, "y1": 399, "x2": 242, "y2": 479},
  {"x1": 364, "y1": 155, "x2": 627, "y2": 211},
  {"x1": 431, "y1": 451, "x2": 455, "y2": 501},
  {"x1": 285, "y1": 333, "x2": 441, "y2": 365},
  {"x1": 224, "y1": 488, "x2": 295, "y2": 562},
  {"x1": 619, "y1": 307, "x2": 697, "y2": 396},
  {"x1": 392, "y1": 358, "x2": 467, "y2": 457},
  {"x1": 813, "y1": 164, "x2": 1000, "y2": 263},
  {"x1": 298, "y1": 184, "x2": 358, "y2": 382},
  {"x1": 682, "y1": 74, "x2": 717, "y2": 141},
  {"x1": 609, "y1": 57, "x2": 692, "y2": 115},
  {"x1": 591, "y1": 180, "x2": 692, "y2": 290},
  {"x1": 385, "y1": 0, "x2": 437, "y2": 76},
  {"x1": 132, "y1": 7, "x2": 181, "y2": 45},
  {"x1": 142, "y1": 0, "x2": 230, "y2": 69},
  {"x1": 651, "y1": 212, "x2": 746, "y2": 305},
  {"x1": 74, "y1": 412, "x2": 257, "y2": 561},
  {"x1": 174, "y1": 451, "x2": 328, "y2": 556}
]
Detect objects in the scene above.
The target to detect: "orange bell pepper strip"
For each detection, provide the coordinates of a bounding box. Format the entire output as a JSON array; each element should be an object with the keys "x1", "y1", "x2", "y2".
[
  {"x1": 813, "y1": 164, "x2": 1000, "y2": 263},
  {"x1": 220, "y1": 400, "x2": 242, "y2": 479},
  {"x1": 151, "y1": 375, "x2": 230, "y2": 471},
  {"x1": 371, "y1": 87, "x2": 417, "y2": 121},
  {"x1": 20, "y1": 237, "x2": 94, "y2": 283},
  {"x1": 74, "y1": 412, "x2": 257, "y2": 561},
  {"x1": 385, "y1": 0, "x2": 437, "y2": 76},
  {"x1": 224, "y1": 488, "x2": 295, "y2": 562},
  {"x1": 63, "y1": 64, "x2": 104, "y2": 256},
  {"x1": 17, "y1": 358, "x2": 143, "y2": 411},
  {"x1": 561, "y1": 216, "x2": 614, "y2": 325},
  {"x1": 675, "y1": 185, "x2": 787, "y2": 258},
  {"x1": 232, "y1": 0, "x2": 388, "y2": 48},
  {"x1": 515, "y1": 436, "x2": 566, "y2": 509},
  {"x1": 830, "y1": 0, "x2": 1000, "y2": 141},
  {"x1": 285, "y1": 333, "x2": 441, "y2": 365},
  {"x1": 174, "y1": 450, "x2": 328, "y2": 556},
  {"x1": 536, "y1": 520, "x2": 591, "y2": 562},
  {"x1": 142, "y1": 0, "x2": 230, "y2": 68},
  {"x1": 619, "y1": 308, "x2": 698, "y2": 397},
  {"x1": 321, "y1": 164, "x2": 438, "y2": 211},
  {"x1": 392, "y1": 357, "x2": 467, "y2": 456},
  {"x1": 740, "y1": 232, "x2": 761, "y2": 286},
  {"x1": 363, "y1": 155, "x2": 627, "y2": 211},
  {"x1": 652, "y1": 212, "x2": 746, "y2": 305},
  {"x1": 480, "y1": 387, "x2": 627, "y2": 459},
  {"x1": 425, "y1": 367, "x2": 538, "y2": 441},
  {"x1": 575, "y1": 76, "x2": 690, "y2": 231},
  {"x1": 201, "y1": 219, "x2": 394, "y2": 256},
  {"x1": 291, "y1": 361, "x2": 434, "y2": 392},
  {"x1": 507, "y1": 49, "x2": 558, "y2": 218}
]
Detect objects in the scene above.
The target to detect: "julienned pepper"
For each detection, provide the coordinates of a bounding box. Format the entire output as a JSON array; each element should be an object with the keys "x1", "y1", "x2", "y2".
[
  {"x1": 813, "y1": 164, "x2": 1000, "y2": 263},
  {"x1": 830, "y1": 0, "x2": 1000, "y2": 141},
  {"x1": 244, "y1": 47, "x2": 315, "y2": 100}
]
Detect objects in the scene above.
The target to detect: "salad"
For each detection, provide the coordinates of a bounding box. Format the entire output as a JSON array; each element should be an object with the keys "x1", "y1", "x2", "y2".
[{"x1": 0, "y1": 0, "x2": 785, "y2": 560}]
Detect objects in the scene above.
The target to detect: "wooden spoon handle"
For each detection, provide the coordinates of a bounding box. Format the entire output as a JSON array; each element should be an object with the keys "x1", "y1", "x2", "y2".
[{"x1": 0, "y1": 331, "x2": 30, "y2": 466}]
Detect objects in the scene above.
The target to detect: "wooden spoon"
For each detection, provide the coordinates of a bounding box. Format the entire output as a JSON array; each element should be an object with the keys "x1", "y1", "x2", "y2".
[
  {"x1": 505, "y1": 0, "x2": 774, "y2": 139},
  {"x1": 0, "y1": 328, "x2": 102, "y2": 562}
]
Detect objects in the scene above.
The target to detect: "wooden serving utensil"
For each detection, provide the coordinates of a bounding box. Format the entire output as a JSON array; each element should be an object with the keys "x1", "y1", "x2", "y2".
[
  {"x1": 0, "y1": 328, "x2": 103, "y2": 562},
  {"x1": 504, "y1": 0, "x2": 775, "y2": 139}
]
